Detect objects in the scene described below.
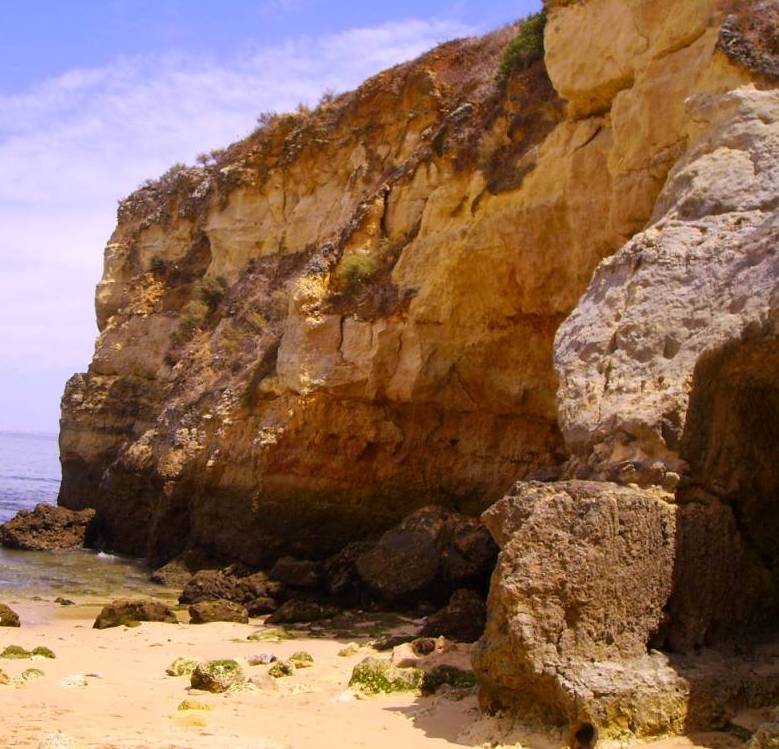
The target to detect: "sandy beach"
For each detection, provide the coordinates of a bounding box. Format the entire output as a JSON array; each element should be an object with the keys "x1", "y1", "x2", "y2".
[{"x1": 1, "y1": 600, "x2": 486, "y2": 749}]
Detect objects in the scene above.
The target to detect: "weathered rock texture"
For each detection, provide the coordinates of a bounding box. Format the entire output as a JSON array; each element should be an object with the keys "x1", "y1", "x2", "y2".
[
  {"x1": 62, "y1": 0, "x2": 762, "y2": 567},
  {"x1": 473, "y1": 0, "x2": 779, "y2": 742},
  {"x1": 0, "y1": 504, "x2": 95, "y2": 551},
  {"x1": 60, "y1": 0, "x2": 778, "y2": 740}
]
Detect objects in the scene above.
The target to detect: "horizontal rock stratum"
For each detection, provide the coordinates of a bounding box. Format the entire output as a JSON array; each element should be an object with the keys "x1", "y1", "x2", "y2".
[{"x1": 59, "y1": 0, "x2": 778, "y2": 742}]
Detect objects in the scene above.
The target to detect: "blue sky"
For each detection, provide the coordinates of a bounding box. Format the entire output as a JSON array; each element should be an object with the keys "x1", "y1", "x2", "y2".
[{"x1": 0, "y1": 0, "x2": 541, "y2": 435}]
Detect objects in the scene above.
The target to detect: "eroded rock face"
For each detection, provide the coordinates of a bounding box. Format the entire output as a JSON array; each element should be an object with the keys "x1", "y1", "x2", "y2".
[
  {"x1": 58, "y1": 0, "x2": 752, "y2": 566},
  {"x1": 556, "y1": 85, "x2": 779, "y2": 486},
  {"x1": 0, "y1": 504, "x2": 95, "y2": 551}
]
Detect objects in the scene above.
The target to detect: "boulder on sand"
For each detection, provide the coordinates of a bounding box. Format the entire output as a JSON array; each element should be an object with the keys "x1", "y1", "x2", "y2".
[
  {"x1": 0, "y1": 603, "x2": 20, "y2": 627},
  {"x1": 93, "y1": 599, "x2": 178, "y2": 629},
  {"x1": 188, "y1": 599, "x2": 249, "y2": 624}
]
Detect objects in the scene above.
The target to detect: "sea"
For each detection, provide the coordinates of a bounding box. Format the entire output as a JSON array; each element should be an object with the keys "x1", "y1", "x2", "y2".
[{"x1": 0, "y1": 430, "x2": 166, "y2": 601}]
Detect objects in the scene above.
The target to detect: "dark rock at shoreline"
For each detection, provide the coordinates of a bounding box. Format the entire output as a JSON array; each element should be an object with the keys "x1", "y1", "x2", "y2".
[
  {"x1": 179, "y1": 569, "x2": 283, "y2": 605},
  {"x1": 0, "y1": 503, "x2": 95, "y2": 551},
  {"x1": 355, "y1": 506, "x2": 498, "y2": 604},
  {"x1": 0, "y1": 603, "x2": 20, "y2": 627},
  {"x1": 150, "y1": 549, "x2": 221, "y2": 587},
  {"x1": 420, "y1": 588, "x2": 486, "y2": 642},
  {"x1": 247, "y1": 596, "x2": 278, "y2": 616},
  {"x1": 93, "y1": 599, "x2": 178, "y2": 629},
  {"x1": 269, "y1": 557, "x2": 323, "y2": 590},
  {"x1": 266, "y1": 599, "x2": 339, "y2": 624},
  {"x1": 189, "y1": 599, "x2": 249, "y2": 624}
]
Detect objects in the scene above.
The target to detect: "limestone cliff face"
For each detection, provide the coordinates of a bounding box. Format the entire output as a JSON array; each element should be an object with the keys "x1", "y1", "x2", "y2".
[
  {"x1": 60, "y1": 0, "x2": 769, "y2": 569},
  {"x1": 472, "y1": 0, "x2": 779, "y2": 740}
]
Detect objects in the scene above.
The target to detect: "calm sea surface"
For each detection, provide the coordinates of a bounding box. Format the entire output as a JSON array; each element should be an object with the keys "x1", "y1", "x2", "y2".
[{"x1": 0, "y1": 431, "x2": 166, "y2": 600}]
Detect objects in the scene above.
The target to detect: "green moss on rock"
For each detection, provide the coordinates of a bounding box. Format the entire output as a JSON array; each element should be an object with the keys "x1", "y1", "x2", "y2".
[
  {"x1": 1, "y1": 645, "x2": 31, "y2": 659},
  {"x1": 166, "y1": 657, "x2": 200, "y2": 677},
  {"x1": 32, "y1": 646, "x2": 56, "y2": 659},
  {"x1": 178, "y1": 699, "x2": 212, "y2": 711},
  {"x1": 421, "y1": 665, "x2": 477, "y2": 694},
  {"x1": 290, "y1": 651, "x2": 314, "y2": 669},
  {"x1": 21, "y1": 668, "x2": 45, "y2": 681},
  {"x1": 247, "y1": 627, "x2": 296, "y2": 642},
  {"x1": 190, "y1": 659, "x2": 244, "y2": 693},
  {"x1": 348, "y1": 657, "x2": 424, "y2": 695},
  {"x1": 268, "y1": 660, "x2": 295, "y2": 678}
]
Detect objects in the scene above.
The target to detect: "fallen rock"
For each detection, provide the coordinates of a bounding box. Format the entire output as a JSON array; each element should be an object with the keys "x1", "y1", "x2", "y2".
[
  {"x1": 190, "y1": 659, "x2": 244, "y2": 693},
  {"x1": 246, "y1": 627, "x2": 296, "y2": 642},
  {"x1": 166, "y1": 657, "x2": 200, "y2": 677},
  {"x1": 269, "y1": 556, "x2": 323, "y2": 589},
  {"x1": 188, "y1": 599, "x2": 249, "y2": 624},
  {"x1": 93, "y1": 599, "x2": 178, "y2": 629},
  {"x1": 420, "y1": 589, "x2": 486, "y2": 643},
  {"x1": 0, "y1": 603, "x2": 20, "y2": 627},
  {"x1": 151, "y1": 549, "x2": 219, "y2": 587},
  {"x1": 266, "y1": 599, "x2": 338, "y2": 624},
  {"x1": 0, "y1": 668, "x2": 8, "y2": 685},
  {"x1": 268, "y1": 660, "x2": 294, "y2": 678},
  {"x1": 290, "y1": 651, "x2": 314, "y2": 669},
  {"x1": 178, "y1": 699, "x2": 211, "y2": 711},
  {"x1": 473, "y1": 481, "x2": 681, "y2": 738},
  {"x1": 1, "y1": 645, "x2": 32, "y2": 659},
  {"x1": 356, "y1": 506, "x2": 497, "y2": 604},
  {"x1": 20, "y1": 668, "x2": 45, "y2": 681},
  {"x1": 247, "y1": 653, "x2": 276, "y2": 666},
  {"x1": 246, "y1": 596, "x2": 278, "y2": 616},
  {"x1": 54, "y1": 597, "x2": 75, "y2": 607},
  {"x1": 338, "y1": 643, "x2": 361, "y2": 657},
  {"x1": 348, "y1": 657, "x2": 424, "y2": 695},
  {"x1": 0, "y1": 503, "x2": 95, "y2": 551},
  {"x1": 179, "y1": 568, "x2": 282, "y2": 605},
  {"x1": 324, "y1": 541, "x2": 374, "y2": 603},
  {"x1": 421, "y1": 664, "x2": 476, "y2": 694}
]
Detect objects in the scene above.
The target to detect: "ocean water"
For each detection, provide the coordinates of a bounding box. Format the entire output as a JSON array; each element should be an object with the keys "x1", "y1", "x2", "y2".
[
  {"x1": 0, "y1": 431, "x2": 60, "y2": 522},
  {"x1": 0, "y1": 431, "x2": 168, "y2": 601}
]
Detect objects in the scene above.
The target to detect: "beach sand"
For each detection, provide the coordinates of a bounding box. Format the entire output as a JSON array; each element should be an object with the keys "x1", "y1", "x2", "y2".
[
  {"x1": 1, "y1": 600, "x2": 484, "y2": 749},
  {"x1": 0, "y1": 602, "x2": 756, "y2": 749}
]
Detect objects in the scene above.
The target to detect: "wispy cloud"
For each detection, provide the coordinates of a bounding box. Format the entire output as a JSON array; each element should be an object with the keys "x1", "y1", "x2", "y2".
[{"x1": 0, "y1": 17, "x2": 473, "y2": 432}]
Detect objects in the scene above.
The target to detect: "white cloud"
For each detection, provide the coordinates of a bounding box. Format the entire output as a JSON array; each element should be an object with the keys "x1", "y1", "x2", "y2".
[{"x1": 0, "y1": 17, "x2": 473, "y2": 432}]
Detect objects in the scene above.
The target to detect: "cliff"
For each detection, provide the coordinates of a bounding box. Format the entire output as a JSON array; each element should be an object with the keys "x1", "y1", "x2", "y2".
[
  {"x1": 59, "y1": 0, "x2": 773, "y2": 575},
  {"x1": 56, "y1": 0, "x2": 779, "y2": 741}
]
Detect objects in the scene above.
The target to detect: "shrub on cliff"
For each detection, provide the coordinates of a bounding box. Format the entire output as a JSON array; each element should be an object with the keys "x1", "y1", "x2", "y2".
[
  {"x1": 335, "y1": 254, "x2": 378, "y2": 294},
  {"x1": 498, "y1": 10, "x2": 547, "y2": 86}
]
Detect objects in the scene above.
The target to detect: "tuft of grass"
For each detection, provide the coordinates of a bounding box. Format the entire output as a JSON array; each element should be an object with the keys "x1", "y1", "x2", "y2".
[
  {"x1": 199, "y1": 276, "x2": 228, "y2": 311},
  {"x1": 497, "y1": 11, "x2": 547, "y2": 87},
  {"x1": 335, "y1": 254, "x2": 378, "y2": 294},
  {"x1": 171, "y1": 299, "x2": 209, "y2": 346}
]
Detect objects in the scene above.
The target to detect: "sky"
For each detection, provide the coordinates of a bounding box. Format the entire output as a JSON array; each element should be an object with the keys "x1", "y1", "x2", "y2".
[{"x1": 0, "y1": 0, "x2": 541, "y2": 435}]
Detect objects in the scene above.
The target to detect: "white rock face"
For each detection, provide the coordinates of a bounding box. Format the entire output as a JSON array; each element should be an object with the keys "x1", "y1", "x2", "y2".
[{"x1": 555, "y1": 86, "x2": 779, "y2": 482}]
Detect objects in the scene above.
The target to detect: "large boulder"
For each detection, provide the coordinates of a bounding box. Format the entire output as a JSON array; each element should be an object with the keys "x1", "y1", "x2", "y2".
[
  {"x1": 473, "y1": 481, "x2": 678, "y2": 739},
  {"x1": 93, "y1": 599, "x2": 178, "y2": 629},
  {"x1": 356, "y1": 506, "x2": 497, "y2": 604},
  {"x1": 0, "y1": 504, "x2": 95, "y2": 551},
  {"x1": 0, "y1": 604, "x2": 20, "y2": 627},
  {"x1": 188, "y1": 599, "x2": 249, "y2": 624}
]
